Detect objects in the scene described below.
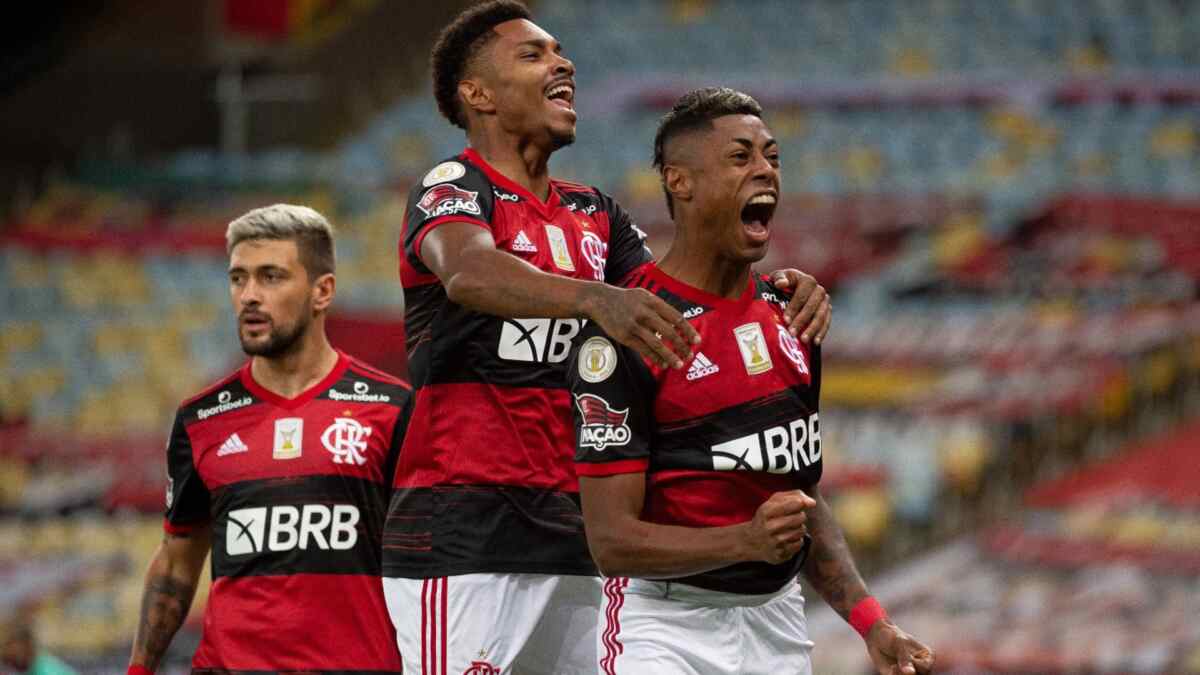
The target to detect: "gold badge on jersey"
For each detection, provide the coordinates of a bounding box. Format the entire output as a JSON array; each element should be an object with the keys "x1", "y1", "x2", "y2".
[
  {"x1": 578, "y1": 336, "x2": 618, "y2": 383},
  {"x1": 734, "y1": 322, "x2": 773, "y2": 375},
  {"x1": 273, "y1": 418, "x2": 303, "y2": 460},
  {"x1": 544, "y1": 224, "x2": 576, "y2": 272}
]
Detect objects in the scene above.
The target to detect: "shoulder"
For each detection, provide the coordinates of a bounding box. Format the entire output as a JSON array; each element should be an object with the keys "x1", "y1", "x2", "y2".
[
  {"x1": 322, "y1": 356, "x2": 412, "y2": 409},
  {"x1": 177, "y1": 366, "x2": 252, "y2": 423},
  {"x1": 754, "y1": 273, "x2": 792, "y2": 309},
  {"x1": 406, "y1": 154, "x2": 494, "y2": 219}
]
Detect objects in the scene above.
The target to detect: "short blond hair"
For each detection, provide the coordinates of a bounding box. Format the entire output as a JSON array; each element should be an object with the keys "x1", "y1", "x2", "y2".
[{"x1": 226, "y1": 204, "x2": 336, "y2": 278}]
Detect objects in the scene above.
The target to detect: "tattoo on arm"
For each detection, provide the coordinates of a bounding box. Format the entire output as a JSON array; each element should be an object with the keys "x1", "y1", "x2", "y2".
[
  {"x1": 133, "y1": 537, "x2": 200, "y2": 670},
  {"x1": 801, "y1": 490, "x2": 869, "y2": 620}
]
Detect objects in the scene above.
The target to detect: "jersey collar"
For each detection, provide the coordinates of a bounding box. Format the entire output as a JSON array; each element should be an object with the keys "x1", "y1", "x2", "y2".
[
  {"x1": 239, "y1": 349, "x2": 350, "y2": 411},
  {"x1": 644, "y1": 262, "x2": 757, "y2": 312},
  {"x1": 461, "y1": 147, "x2": 562, "y2": 219}
]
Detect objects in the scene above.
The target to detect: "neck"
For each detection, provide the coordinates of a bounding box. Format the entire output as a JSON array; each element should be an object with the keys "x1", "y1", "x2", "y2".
[
  {"x1": 467, "y1": 124, "x2": 553, "y2": 201},
  {"x1": 249, "y1": 321, "x2": 339, "y2": 399},
  {"x1": 658, "y1": 215, "x2": 752, "y2": 300}
]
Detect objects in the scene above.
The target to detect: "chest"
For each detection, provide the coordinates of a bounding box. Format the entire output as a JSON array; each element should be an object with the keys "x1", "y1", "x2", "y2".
[
  {"x1": 189, "y1": 401, "x2": 394, "y2": 489},
  {"x1": 655, "y1": 301, "x2": 815, "y2": 421},
  {"x1": 490, "y1": 199, "x2": 611, "y2": 281}
]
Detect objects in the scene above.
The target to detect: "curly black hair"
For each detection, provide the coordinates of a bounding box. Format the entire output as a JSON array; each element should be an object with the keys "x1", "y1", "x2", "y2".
[
  {"x1": 431, "y1": 0, "x2": 532, "y2": 130},
  {"x1": 652, "y1": 87, "x2": 764, "y2": 217}
]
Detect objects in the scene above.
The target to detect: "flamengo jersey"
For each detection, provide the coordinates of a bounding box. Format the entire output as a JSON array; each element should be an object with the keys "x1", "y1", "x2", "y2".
[
  {"x1": 387, "y1": 149, "x2": 652, "y2": 578},
  {"x1": 568, "y1": 262, "x2": 823, "y2": 595},
  {"x1": 165, "y1": 351, "x2": 410, "y2": 673}
]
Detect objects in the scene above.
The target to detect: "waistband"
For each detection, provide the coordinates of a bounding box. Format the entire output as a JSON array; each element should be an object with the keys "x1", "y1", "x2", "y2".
[{"x1": 620, "y1": 577, "x2": 802, "y2": 608}]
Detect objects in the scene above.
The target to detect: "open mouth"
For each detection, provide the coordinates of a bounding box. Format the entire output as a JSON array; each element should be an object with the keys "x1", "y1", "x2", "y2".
[
  {"x1": 740, "y1": 193, "x2": 777, "y2": 242},
  {"x1": 545, "y1": 82, "x2": 575, "y2": 110}
]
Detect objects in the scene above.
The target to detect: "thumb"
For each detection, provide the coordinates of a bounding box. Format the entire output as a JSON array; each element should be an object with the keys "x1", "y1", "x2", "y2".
[
  {"x1": 772, "y1": 270, "x2": 791, "y2": 287},
  {"x1": 896, "y1": 647, "x2": 916, "y2": 675}
]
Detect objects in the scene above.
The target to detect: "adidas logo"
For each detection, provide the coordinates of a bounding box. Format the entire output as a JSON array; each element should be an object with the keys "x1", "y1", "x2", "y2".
[
  {"x1": 512, "y1": 230, "x2": 537, "y2": 253},
  {"x1": 686, "y1": 352, "x2": 720, "y2": 381},
  {"x1": 217, "y1": 433, "x2": 249, "y2": 457}
]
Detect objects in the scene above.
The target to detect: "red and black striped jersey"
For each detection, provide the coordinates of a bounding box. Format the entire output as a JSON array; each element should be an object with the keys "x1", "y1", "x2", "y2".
[
  {"x1": 567, "y1": 262, "x2": 823, "y2": 595},
  {"x1": 386, "y1": 149, "x2": 652, "y2": 578},
  {"x1": 165, "y1": 350, "x2": 410, "y2": 673}
]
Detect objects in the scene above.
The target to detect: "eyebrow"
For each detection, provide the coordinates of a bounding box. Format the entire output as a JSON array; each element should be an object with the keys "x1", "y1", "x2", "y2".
[
  {"x1": 515, "y1": 38, "x2": 563, "y2": 53},
  {"x1": 730, "y1": 137, "x2": 778, "y2": 149}
]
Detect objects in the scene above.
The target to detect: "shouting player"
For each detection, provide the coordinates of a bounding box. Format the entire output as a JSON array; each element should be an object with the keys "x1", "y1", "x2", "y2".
[
  {"x1": 384, "y1": 3, "x2": 831, "y2": 673},
  {"x1": 568, "y1": 89, "x2": 934, "y2": 674},
  {"x1": 128, "y1": 205, "x2": 409, "y2": 674}
]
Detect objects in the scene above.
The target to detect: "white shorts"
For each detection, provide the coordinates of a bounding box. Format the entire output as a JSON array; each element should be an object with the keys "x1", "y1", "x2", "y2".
[
  {"x1": 383, "y1": 573, "x2": 601, "y2": 675},
  {"x1": 597, "y1": 577, "x2": 815, "y2": 675}
]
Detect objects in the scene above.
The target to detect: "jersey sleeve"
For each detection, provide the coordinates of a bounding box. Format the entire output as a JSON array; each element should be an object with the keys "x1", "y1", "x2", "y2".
[
  {"x1": 567, "y1": 323, "x2": 657, "y2": 476},
  {"x1": 164, "y1": 410, "x2": 210, "y2": 534},
  {"x1": 598, "y1": 191, "x2": 653, "y2": 285},
  {"x1": 402, "y1": 161, "x2": 497, "y2": 274}
]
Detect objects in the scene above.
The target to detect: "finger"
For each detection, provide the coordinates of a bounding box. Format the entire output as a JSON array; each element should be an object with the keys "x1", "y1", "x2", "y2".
[
  {"x1": 815, "y1": 301, "x2": 832, "y2": 345},
  {"x1": 648, "y1": 295, "x2": 702, "y2": 346},
  {"x1": 765, "y1": 513, "x2": 809, "y2": 536},
  {"x1": 635, "y1": 326, "x2": 683, "y2": 370},
  {"x1": 781, "y1": 274, "x2": 817, "y2": 325},
  {"x1": 794, "y1": 286, "x2": 827, "y2": 341},
  {"x1": 895, "y1": 646, "x2": 917, "y2": 675},
  {"x1": 642, "y1": 311, "x2": 693, "y2": 363}
]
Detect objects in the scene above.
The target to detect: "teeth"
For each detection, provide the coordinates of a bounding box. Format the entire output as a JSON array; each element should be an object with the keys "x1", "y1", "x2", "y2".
[
  {"x1": 547, "y1": 85, "x2": 572, "y2": 99},
  {"x1": 748, "y1": 194, "x2": 776, "y2": 205}
]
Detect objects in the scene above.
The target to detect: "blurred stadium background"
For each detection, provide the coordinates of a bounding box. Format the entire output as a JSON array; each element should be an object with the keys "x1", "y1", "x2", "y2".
[{"x1": 2, "y1": 0, "x2": 1199, "y2": 672}]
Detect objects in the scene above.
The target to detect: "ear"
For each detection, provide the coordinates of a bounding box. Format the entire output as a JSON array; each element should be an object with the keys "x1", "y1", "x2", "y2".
[
  {"x1": 663, "y1": 164, "x2": 693, "y2": 205},
  {"x1": 311, "y1": 273, "x2": 336, "y2": 313},
  {"x1": 459, "y1": 79, "x2": 496, "y2": 118}
]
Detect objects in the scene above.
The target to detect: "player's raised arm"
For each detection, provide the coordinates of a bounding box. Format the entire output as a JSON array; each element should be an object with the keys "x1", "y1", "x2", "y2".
[
  {"x1": 420, "y1": 221, "x2": 698, "y2": 369},
  {"x1": 129, "y1": 527, "x2": 210, "y2": 673},
  {"x1": 801, "y1": 484, "x2": 934, "y2": 675}
]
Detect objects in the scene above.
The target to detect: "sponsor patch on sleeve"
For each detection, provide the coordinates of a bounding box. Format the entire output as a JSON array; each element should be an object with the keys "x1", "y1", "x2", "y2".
[
  {"x1": 574, "y1": 393, "x2": 631, "y2": 450},
  {"x1": 415, "y1": 184, "x2": 482, "y2": 219},
  {"x1": 422, "y1": 161, "x2": 467, "y2": 187},
  {"x1": 578, "y1": 336, "x2": 617, "y2": 383}
]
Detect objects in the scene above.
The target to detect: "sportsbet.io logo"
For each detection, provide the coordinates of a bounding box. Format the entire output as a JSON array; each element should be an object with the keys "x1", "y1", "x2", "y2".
[{"x1": 225, "y1": 504, "x2": 360, "y2": 556}]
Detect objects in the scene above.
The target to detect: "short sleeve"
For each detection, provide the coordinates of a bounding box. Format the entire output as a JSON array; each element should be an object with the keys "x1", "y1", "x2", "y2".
[
  {"x1": 164, "y1": 411, "x2": 210, "y2": 534},
  {"x1": 403, "y1": 160, "x2": 497, "y2": 274},
  {"x1": 598, "y1": 192, "x2": 653, "y2": 284},
  {"x1": 567, "y1": 323, "x2": 657, "y2": 476}
]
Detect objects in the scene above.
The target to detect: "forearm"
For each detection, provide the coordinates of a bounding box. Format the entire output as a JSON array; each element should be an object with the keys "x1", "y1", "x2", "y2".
[
  {"x1": 800, "y1": 490, "x2": 870, "y2": 620},
  {"x1": 589, "y1": 517, "x2": 752, "y2": 579},
  {"x1": 444, "y1": 247, "x2": 607, "y2": 319},
  {"x1": 130, "y1": 539, "x2": 203, "y2": 670}
]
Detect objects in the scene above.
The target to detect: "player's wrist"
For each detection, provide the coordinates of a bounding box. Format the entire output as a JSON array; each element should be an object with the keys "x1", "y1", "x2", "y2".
[
  {"x1": 575, "y1": 279, "x2": 615, "y2": 321},
  {"x1": 849, "y1": 595, "x2": 888, "y2": 639}
]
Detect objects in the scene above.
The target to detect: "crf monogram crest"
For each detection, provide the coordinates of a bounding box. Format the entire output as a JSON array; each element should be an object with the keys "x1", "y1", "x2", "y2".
[
  {"x1": 463, "y1": 661, "x2": 500, "y2": 675},
  {"x1": 321, "y1": 418, "x2": 372, "y2": 465}
]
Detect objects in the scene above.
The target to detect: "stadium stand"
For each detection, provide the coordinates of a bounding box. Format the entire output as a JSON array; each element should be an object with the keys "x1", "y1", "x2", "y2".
[{"x1": 3, "y1": 0, "x2": 1200, "y2": 670}]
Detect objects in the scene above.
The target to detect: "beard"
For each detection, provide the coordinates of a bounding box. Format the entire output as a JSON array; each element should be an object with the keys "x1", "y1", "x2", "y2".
[{"x1": 239, "y1": 313, "x2": 309, "y2": 358}]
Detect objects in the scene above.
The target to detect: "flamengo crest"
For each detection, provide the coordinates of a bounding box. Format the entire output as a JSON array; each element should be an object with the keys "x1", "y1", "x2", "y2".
[{"x1": 322, "y1": 418, "x2": 372, "y2": 465}]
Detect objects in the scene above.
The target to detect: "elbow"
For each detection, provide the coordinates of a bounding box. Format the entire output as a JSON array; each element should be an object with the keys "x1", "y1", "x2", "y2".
[
  {"x1": 587, "y1": 531, "x2": 638, "y2": 577},
  {"x1": 443, "y1": 270, "x2": 487, "y2": 307}
]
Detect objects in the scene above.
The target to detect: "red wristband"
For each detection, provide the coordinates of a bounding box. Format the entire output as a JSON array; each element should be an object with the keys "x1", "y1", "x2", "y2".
[
  {"x1": 849, "y1": 596, "x2": 888, "y2": 638},
  {"x1": 128, "y1": 665, "x2": 154, "y2": 675}
]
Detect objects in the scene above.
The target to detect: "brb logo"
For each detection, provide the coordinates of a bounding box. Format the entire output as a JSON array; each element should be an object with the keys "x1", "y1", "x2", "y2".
[
  {"x1": 710, "y1": 413, "x2": 821, "y2": 473},
  {"x1": 498, "y1": 318, "x2": 585, "y2": 363},
  {"x1": 225, "y1": 504, "x2": 360, "y2": 556},
  {"x1": 322, "y1": 418, "x2": 372, "y2": 465},
  {"x1": 575, "y1": 393, "x2": 631, "y2": 450}
]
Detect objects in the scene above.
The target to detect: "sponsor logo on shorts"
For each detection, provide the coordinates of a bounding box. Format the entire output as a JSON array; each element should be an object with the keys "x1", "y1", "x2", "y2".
[
  {"x1": 575, "y1": 393, "x2": 631, "y2": 451},
  {"x1": 416, "y1": 184, "x2": 482, "y2": 219},
  {"x1": 710, "y1": 413, "x2": 821, "y2": 473}
]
